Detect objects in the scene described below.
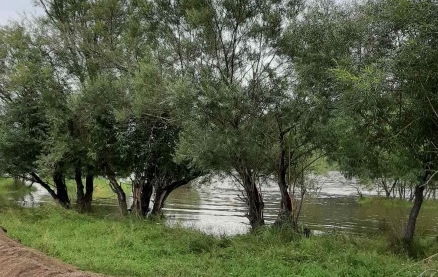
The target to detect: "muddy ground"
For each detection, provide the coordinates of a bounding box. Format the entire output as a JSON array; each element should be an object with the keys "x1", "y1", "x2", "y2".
[{"x1": 0, "y1": 228, "x2": 108, "y2": 277}]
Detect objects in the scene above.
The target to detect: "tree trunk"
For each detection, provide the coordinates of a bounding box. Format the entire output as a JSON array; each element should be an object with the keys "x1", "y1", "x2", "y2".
[
  {"x1": 13, "y1": 176, "x2": 20, "y2": 186},
  {"x1": 30, "y1": 172, "x2": 59, "y2": 201},
  {"x1": 140, "y1": 182, "x2": 153, "y2": 217},
  {"x1": 151, "y1": 187, "x2": 168, "y2": 216},
  {"x1": 108, "y1": 175, "x2": 128, "y2": 216},
  {"x1": 404, "y1": 171, "x2": 429, "y2": 248},
  {"x1": 382, "y1": 180, "x2": 391, "y2": 198},
  {"x1": 29, "y1": 170, "x2": 70, "y2": 209},
  {"x1": 53, "y1": 170, "x2": 71, "y2": 209},
  {"x1": 75, "y1": 164, "x2": 86, "y2": 212},
  {"x1": 238, "y1": 166, "x2": 264, "y2": 231},
  {"x1": 132, "y1": 178, "x2": 153, "y2": 218},
  {"x1": 84, "y1": 171, "x2": 94, "y2": 212},
  {"x1": 277, "y1": 131, "x2": 293, "y2": 224},
  {"x1": 132, "y1": 181, "x2": 141, "y2": 215},
  {"x1": 151, "y1": 177, "x2": 198, "y2": 216}
]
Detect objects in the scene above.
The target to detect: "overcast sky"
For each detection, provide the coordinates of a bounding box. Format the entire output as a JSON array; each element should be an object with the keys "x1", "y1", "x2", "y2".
[
  {"x1": 1, "y1": 0, "x2": 348, "y2": 26},
  {"x1": 0, "y1": 0, "x2": 43, "y2": 26}
]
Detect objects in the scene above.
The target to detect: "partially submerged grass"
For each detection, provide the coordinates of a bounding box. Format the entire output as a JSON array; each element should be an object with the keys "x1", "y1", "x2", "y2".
[
  {"x1": 358, "y1": 197, "x2": 438, "y2": 210},
  {"x1": 0, "y1": 178, "x2": 36, "y2": 198},
  {"x1": 358, "y1": 196, "x2": 438, "y2": 258},
  {"x1": 0, "y1": 205, "x2": 437, "y2": 277},
  {"x1": 0, "y1": 176, "x2": 130, "y2": 203},
  {"x1": 65, "y1": 177, "x2": 131, "y2": 201}
]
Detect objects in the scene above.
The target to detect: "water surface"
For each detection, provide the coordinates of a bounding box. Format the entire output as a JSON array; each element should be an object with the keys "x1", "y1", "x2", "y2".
[{"x1": 4, "y1": 171, "x2": 438, "y2": 236}]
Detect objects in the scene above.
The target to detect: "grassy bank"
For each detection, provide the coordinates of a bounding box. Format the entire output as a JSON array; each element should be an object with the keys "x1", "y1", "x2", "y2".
[{"x1": 0, "y1": 206, "x2": 437, "y2": 277}]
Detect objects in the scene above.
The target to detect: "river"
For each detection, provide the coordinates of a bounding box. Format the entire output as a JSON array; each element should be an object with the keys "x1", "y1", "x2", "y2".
[{"x1": 4, "y1": 171, "x2": 438, "y2": 236}]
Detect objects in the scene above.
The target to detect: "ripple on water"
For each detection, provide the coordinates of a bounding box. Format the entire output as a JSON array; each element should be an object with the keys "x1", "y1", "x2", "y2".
[{"x1": 9, "y1": 172, "x2": 438, "y2": 236}]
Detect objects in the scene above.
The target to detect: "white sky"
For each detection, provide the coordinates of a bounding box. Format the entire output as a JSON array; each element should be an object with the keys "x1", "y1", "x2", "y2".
[
  {"x1": 0, "y1": 0, "x2": 43, "y2": 26},
  {"x1": 0, "y1": 0, "x2": 348, "y2": 26}
]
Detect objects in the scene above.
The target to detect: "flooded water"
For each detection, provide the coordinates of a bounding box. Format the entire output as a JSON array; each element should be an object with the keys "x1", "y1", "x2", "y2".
[
  {"x1": 3, "y1": 171, "x2": 438, "y2": 236},
  {"x1": 164, "y1": 172, "x2": 438, "y2": 235}
]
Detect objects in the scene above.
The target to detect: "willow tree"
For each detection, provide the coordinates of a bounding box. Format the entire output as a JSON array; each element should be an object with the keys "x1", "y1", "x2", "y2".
[
  {"x1": 0, "y1": 24, "x2": 72, "y2": 208},
  {"x1": 36, "y1": 0, "x2": 146, "y2": 214},
  {"x1": 155, "y1": 0, "x2": 302, "y2": 230},
  {"x1": 266, "y1": 0, "x2": 356, "y2": 223},
  {"x1": 325, "y1": 0, "x2": 438, "y2": 248},
  {"x1": 379, "y1": 0, "x2": 438, "y2": 247},
  {"x1": 115, "y1": 59, "x2": 202, "y2": 218}
]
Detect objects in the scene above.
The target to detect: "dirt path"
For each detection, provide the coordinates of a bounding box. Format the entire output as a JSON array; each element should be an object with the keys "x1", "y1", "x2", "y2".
[{"x1": 0, "y1": 228, "x2": 109, "y2": 277}]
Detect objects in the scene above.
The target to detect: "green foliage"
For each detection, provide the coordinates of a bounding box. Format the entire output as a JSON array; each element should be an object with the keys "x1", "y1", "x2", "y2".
[
  {"x1": 309, "y1": 156, "x2": 338, "y2": 175},
  {"x1": 167, "y1": 0, "x2": 299, "y2": 172},
  {"x1": 0, "y1": 0, "x2": 198, "y2": 210},
  {"x1": 0, "y1": 25, "x2": 57, "y2": 177},
  {"x1": 0, "y1": 206, "x2": 435, "y2": 277},
  {"x1": 340, "y1": 0, "x2": 436, "y2": 177}
]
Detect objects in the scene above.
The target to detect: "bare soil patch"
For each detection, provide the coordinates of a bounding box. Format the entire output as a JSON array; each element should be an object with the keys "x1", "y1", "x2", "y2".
[{"x1": 0, "y1": 228, "x2": 108, "y2": 277}]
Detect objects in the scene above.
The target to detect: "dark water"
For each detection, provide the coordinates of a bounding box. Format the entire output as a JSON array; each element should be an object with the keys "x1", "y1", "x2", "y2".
[{"x1": 4, "y1": 171, "x2": 438, "y2": 236}]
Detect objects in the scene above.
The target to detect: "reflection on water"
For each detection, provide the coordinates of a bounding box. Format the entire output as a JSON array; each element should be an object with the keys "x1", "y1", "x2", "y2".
[
  {"x1": 0, "y1": 183, "x2": 53, "y2": 207},
  {"x1": 21, "y1": 183, "x2": 54, "y2": 207},
  {"x1": 164, "y1": 172, "x2": 438, "y2": 235},
  {"x1": 4, "y1": 171, "x2": 438, "y2": 236}
]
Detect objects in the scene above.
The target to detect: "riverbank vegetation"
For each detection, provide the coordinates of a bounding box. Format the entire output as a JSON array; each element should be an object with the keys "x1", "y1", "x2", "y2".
[
  {"x1": 0, "y1": 0, "x2": 437, "y2": 259},
  {"x1": 359, "y1": 197, "x2": 438, "y2": 210},
  {"x1": 1, "y1": 205, "x2": 437, "y2": 277},
  {"x1": 0, "y1": 178, "x2": 36, "y2": 198}
]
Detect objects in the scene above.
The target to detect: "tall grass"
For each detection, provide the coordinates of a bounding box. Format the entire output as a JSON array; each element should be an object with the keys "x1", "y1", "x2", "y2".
[{"x1": 0, "y1": 205, "x2": 436, "y2": 277}]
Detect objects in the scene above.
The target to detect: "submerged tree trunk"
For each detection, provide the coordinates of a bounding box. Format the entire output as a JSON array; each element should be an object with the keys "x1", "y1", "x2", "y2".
[
  {"x1": 277, "y1": 131, "x2": 293, "y2": 224},
  {"x1": 238, "y1": 166, "x2": 264, "y2": 231},
  {"x1": 404, "y1": 171, "x2": 429, "y2": 248},
  {"x1": 108, "y1": 175, "x2": 128, "y2": 216},
  {"x1": 151, "y1": 177, "x2": 198, "y2": 216}
]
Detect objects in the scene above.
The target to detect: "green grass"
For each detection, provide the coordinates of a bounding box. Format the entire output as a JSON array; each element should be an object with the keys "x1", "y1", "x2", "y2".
[
  {"x1": 357, "y1": 196, "x2": 438, "y2": 258},
  {"x1": 0, "y1": 178, "x2": 36, "y2": 196},
  {"x1": 0, "y1": 176, "x2": 130, "y2": 202},
  {"x1": 0, "y1": 206, "x2": 437, "y2": 277},
  {"x1": 65, "y1": 177, "x2": 131, "y2": 200}
]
